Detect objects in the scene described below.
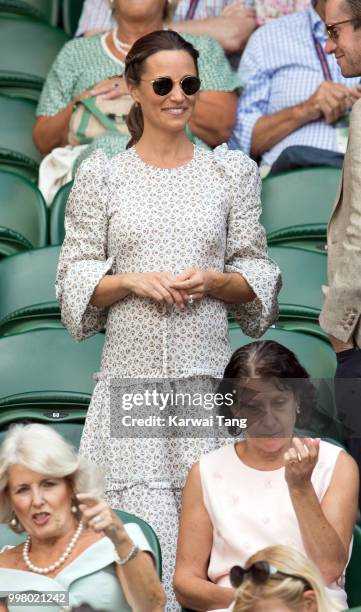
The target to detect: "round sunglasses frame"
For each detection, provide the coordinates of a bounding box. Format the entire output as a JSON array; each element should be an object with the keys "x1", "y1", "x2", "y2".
[
  {"x1": 230, "y1": 561, "x2": 312, "y2": 591},
  {"x1": 140, "y1": 75, "x2": 201, "y2": 96}
]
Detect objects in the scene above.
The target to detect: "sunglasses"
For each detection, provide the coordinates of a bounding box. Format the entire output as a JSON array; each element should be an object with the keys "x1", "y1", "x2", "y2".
[
  {"x1": 230, "y1": 561, "x2": 312, "y2": 591},
  {"x1": 326, "y1": 18, "x2": 359, "y2": 42},
  {"x1": 140, "y1": 75, "x2": 201, "y2": 96}
]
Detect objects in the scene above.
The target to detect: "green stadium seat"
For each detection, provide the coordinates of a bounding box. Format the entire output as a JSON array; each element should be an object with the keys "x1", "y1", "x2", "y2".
[
  {"x1": 269, "y1": 244, "x2": 327, "y2": 320},
  {"x1": 62, "y1": 0, "x2": 84, "y2": 36},
  {"x1": 261, "y1": 167, "x2": 341, "y2": 248},
  {"x1": 228, "y1": 323, "x2": 339, "y2": 439},
  {"x1": 346, "y1": 525, "x2": 361, "y2": 608},
  {"x1": 0, "y1": 0, "x2": 59, "y2": 25},
  {"x1": 0, "y1": 95, "x2": 41, "y2": 181},
  {"x1": 0, "y1": 509, "x2": 162, "y2": 579},
  {"x1": 0, "y1": 415, "x2": 84, "y2": 447},
  {"x1": 0, "y1": 246, "x2": 61, "y2": 336},
  {"x1": 0, "y1": 170, "x2": 47, "y2": 257},
  {"x1": 50, "y1": 181, "x2": 73, "y2": 245},
  {"x1": 0, "y1": 328, "x2": 104, "y2": 410},
  {"x1": 0, "y1": 16, "x2": 69, "y2": 100}
]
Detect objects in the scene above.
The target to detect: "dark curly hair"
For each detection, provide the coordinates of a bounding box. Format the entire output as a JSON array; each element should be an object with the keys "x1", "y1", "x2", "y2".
[
  {"x1": 218, "y1": 341, "x2": 318, "y2": 436},
  {"x1": 124, "y1": 30, "x2": 199, "y2": 148}
]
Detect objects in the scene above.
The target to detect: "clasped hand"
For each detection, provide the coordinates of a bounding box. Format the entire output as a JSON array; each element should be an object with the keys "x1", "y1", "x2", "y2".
[
  {"x1": 284, "y1": 437, "x2": 320, "y2": 490},
  {"x1": 126, "y1": 269, "x2": 216, "y2": 308}
]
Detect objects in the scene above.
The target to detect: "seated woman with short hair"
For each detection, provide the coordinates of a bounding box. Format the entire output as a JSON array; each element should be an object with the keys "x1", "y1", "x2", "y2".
[
  {"x1": 173, "y1": 341, "x2": 359, "y2": 612},
  {"x1": 231, "y1": 545, "x2": 343, "y2": 612},
  {"x1": 0, "y1": 424, "x2": 165, "y2": 612}
]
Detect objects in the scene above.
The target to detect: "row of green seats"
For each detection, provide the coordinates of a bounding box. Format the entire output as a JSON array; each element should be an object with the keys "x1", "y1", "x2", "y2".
[
  {"x1": 0, "y1": 242, "x2": 327, "y2": 336},
  {"x1": 0, "y1": 0, "x2": 84, "y2": 35}
]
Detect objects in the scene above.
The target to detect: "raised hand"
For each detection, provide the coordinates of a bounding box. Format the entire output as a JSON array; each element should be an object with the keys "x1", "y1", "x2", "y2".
[{"x1": 284, "y1": 437, "x2": 320, "y2": 490}]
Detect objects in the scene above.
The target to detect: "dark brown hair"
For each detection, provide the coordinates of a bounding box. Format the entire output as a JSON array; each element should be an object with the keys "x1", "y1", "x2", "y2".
[
  {"x1": 124, "y1": 30, "x2": 199, "y2": 148},
  {"x1": 217, "y1": 341, "x2": 317, "y2": 435}
]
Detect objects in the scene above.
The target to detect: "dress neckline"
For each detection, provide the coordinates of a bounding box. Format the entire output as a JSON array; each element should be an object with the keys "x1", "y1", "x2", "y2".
[
  {"x1": 0, "y1": 536, "x2": 110, "y2": 582},
  {"x1": 231, "y1": 442, "x2": 285, "y2": 475},
  {"x1": 100, "y1": 32, "x2": 125, "y2": 67},
  {"x1": 130, "y1": 144, "x2": 197, "y2": 172}
]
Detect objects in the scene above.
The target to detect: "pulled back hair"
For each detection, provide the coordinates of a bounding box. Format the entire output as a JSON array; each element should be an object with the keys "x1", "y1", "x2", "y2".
[
  {"x1": 125, "y1": 30, "x2": 199, "y2": 149},
  {"x1": 233, "y1": 545, "x2": 341, "y2": 612},
  {"x1": 218, "y1": 341, "x2": 317, "y2": 435}
]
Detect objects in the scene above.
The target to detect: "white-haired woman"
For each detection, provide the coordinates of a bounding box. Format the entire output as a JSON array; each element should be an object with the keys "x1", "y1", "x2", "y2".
[
  {"x1": 0, "y1": 424, "x2": 166, "y2": 612},
  {"x1": 231, "y1": 545, "x2": 343, "y2": 612}
]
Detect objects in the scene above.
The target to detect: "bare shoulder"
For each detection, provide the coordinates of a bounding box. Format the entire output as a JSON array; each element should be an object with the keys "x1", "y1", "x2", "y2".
[
  {"x1": 0, "y1": 543, "x2": 23, "y2": 569},
  {"x1": 334, "y1": 450, "x2": 360, "y2": 481}
]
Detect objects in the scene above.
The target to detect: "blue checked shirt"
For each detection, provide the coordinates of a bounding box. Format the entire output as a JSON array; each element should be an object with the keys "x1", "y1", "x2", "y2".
[
  {"x1": 228, "y1": 5, "x2": 360, "y2": 167},
  {"x1": 76, "y1": 0, "x2": 254, "y2": 36}
]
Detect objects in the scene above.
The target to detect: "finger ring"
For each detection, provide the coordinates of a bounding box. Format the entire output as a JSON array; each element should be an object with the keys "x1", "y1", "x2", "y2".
[
  {"x1": 188, "y1": 294, "x2": 194, "y2": 305},
  {"x1": 112, "y1": 82, "x2": 120, "y2": 89},
  {"x1": 93, "y1": 515, "x2": 102, "y2": 524}
]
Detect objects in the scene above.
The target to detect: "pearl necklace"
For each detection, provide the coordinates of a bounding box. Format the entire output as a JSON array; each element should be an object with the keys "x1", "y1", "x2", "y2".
[
  {"x1": 112, "y1": 28, "x2": 132, "y2": 55},
  {"x1": 22, "y1": 521, "x2": 83, "y2": 574}
]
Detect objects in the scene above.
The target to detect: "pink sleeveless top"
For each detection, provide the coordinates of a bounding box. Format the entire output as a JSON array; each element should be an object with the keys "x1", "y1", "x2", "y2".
[{"x1": 199, "y1": 441, "x2": 349, "y2": 611}]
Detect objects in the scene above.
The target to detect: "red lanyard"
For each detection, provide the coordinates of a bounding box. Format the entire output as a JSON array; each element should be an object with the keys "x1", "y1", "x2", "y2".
[
  {"x1": 186, "y1": 0, "x2": 201, "y2": 20},
  {"x1": 308, "y1": 12, "x2": 333, "y2": 81}
]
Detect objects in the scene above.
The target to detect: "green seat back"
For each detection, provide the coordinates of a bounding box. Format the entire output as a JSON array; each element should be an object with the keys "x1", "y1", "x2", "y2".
[
  {"x1": 50, "y1": 181, "x2": 73, "y2": 245},
  {"x1": 0, "y1": 418, "x2": 84, "y2": 446},
  {"x1": 0, "y1": 509, "x2": 161, "y2": 580},
  {"x1": 272, "y1": 320, "x2": 328, "y2": 341},
  {"x1": 0, "y1": 246, "x2": 61, "y2": 335},
  {"x1": 0, "y1": 328, "x2": 104, "y2": 409},
  {"x1": 0, "y1": 94, "x2": 41, "y2": 177},
  {"x1": 269, "y1": 245, "x2": 327, "y2": 320},
  {"x1": 0, "y1": 0, "x2": 59, "y2": 24},
  {"x1": 0, "y1": 170, "x2": 47, "y2": 250},
  {"x1": 0, "y1": 16, "x2": 69, "y2": 99},
  {"x1": 62, "y1": 0, "x2": 84, "y2": 36},
  {"x1": 261, "y1": 167, "x2": 341, "y2": 245},
  {"x1": 346, "y1": 525, "x2": 361, "y2": 608}
]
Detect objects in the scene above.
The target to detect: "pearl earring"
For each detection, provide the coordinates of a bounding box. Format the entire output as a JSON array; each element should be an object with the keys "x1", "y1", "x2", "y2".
[
  {"x1": 9, "y1": 514, "x2": 18, "y2": 527},
  {"x1": 296, "y1": 404, "x2": 301, "y2": 414}
]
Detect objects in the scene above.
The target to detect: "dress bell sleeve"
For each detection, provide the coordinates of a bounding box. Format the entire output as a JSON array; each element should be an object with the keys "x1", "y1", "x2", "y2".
[
  {"x1": 55, "y1": 150, "x2": 114, "y2": 341},
  {"x1": 218, "y1": 145, "x2": 281, "y2": 337}
]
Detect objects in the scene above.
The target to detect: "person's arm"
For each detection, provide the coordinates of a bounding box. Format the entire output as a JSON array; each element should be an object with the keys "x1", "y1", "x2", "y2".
[
  {"x1": 185, "y1": 34, "x2": 240, "y2": 145},
  {"x1": 34, "y1": 74, "x2": 128, "y2": 155},
  {"x1": 174, "y1": 5, "x2": 257, "y2": 54},
  {"x1": 33, "y1": 41, "x2": 82, "y2": 155},
  {"x1": 320, "y1": 99, "x2": 361, "y2": 344},
  {"x1": 77, "y1": 494, "x2": 166, "y2": 611},
  {"x1": 251, "y1": 81, "x2": 358, "y2": 160},
  {"x1": 285, "y1": 439, "x2": 359, "y2": 584},
  {"x1": 173, "y1": 464, "x2": 235, "y2": 610},
  {"x1": 189, "y1": 91, "x2": 238, "y2": 145},
  {"x1": 90, "y1": 272, "x2": 188, "y2": 309}
]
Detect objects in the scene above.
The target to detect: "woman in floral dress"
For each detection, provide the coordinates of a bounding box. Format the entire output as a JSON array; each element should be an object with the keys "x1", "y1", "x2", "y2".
[{"x1": 56, "y1": 30, "x2": 281, "y2": 609}]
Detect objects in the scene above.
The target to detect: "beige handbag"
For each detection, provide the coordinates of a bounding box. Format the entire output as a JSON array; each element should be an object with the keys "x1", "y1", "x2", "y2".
[{"x1": 68, "y1": 93, "x2": 134, "y2": 146}]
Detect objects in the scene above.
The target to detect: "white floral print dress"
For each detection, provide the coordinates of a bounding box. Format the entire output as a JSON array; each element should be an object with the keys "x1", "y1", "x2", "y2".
[{"x1": 56, "y1": 143, "x2": 281, "y2": 610}]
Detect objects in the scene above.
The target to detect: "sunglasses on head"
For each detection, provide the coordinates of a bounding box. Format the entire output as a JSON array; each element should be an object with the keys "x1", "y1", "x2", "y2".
[
  {"x1": 140, "y1": 75, "x2": 201, "y2": 96},
  {"x1": 230, "y1": 561, "x2": 312, "y2": 591}
]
